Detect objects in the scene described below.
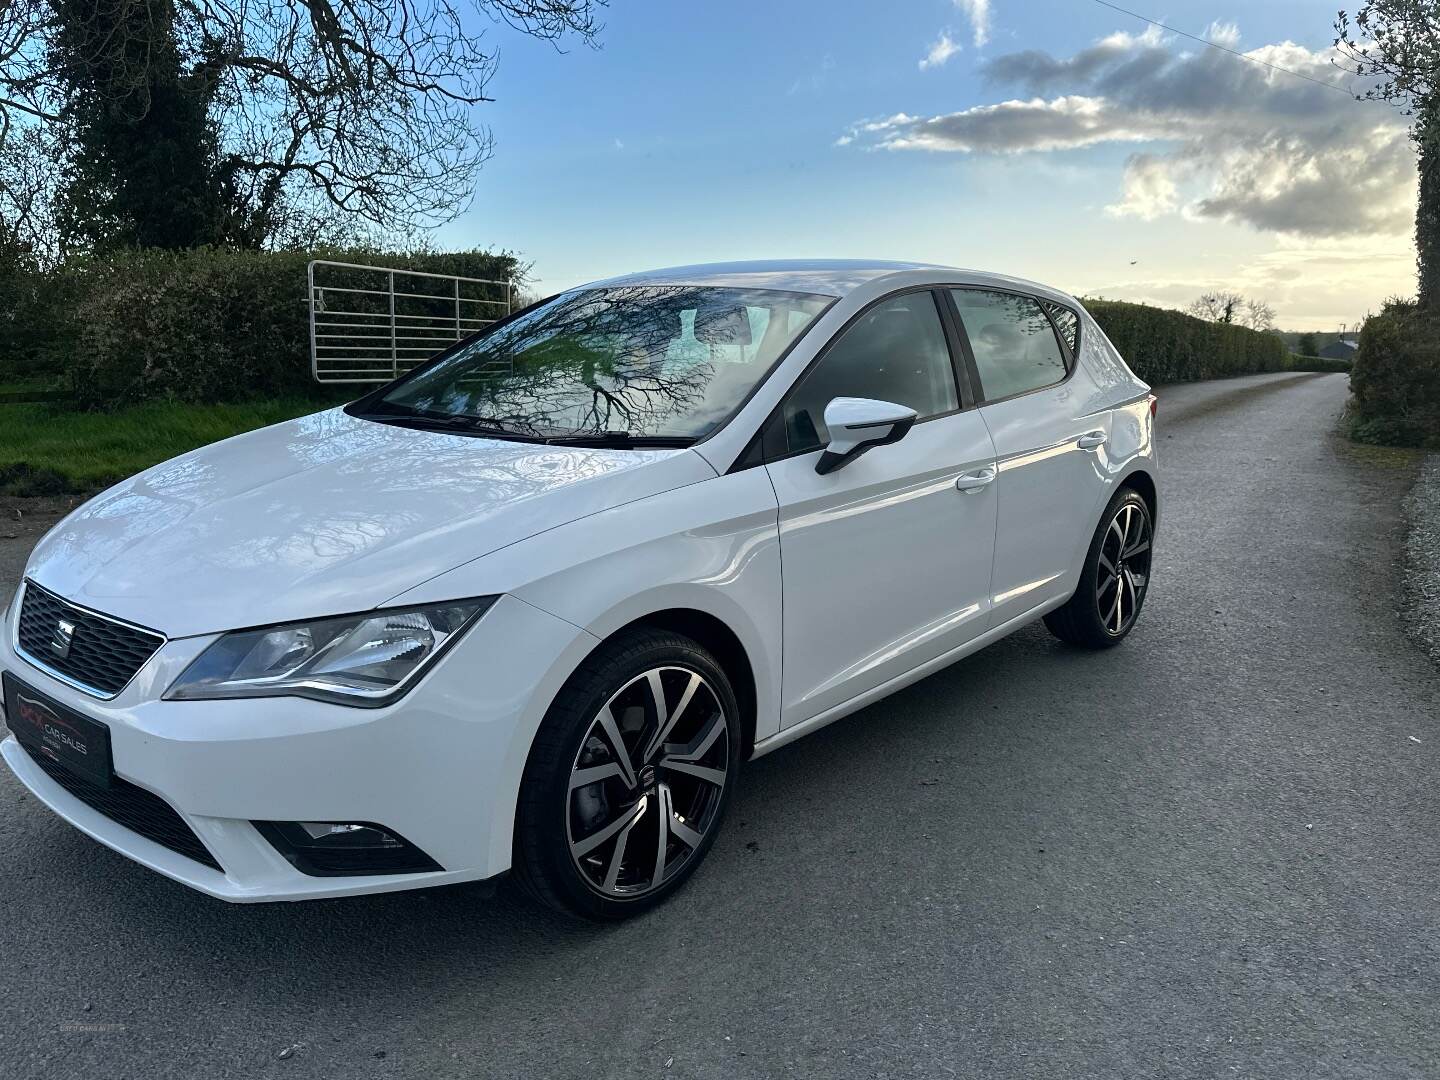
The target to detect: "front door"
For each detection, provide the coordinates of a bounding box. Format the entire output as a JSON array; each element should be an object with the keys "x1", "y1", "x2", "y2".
[{"x1": 764, "y1": 289, "x2": 999, "y2": 728}]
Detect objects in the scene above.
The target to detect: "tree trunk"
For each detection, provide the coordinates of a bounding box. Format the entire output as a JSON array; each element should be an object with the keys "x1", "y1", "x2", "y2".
[{"x1": 1417, "y1": 93, "x2": 1440, "y2": 311}]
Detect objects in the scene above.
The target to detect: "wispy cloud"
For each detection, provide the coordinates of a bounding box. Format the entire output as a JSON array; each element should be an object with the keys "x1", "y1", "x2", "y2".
[
  {"x1": 842, "y1": 28, "x2": 1413, "y2": 240},
  {"x1": 919, "y1": 32, "x2": 962, "y2": 71},
  {"x1": 1205, "y1": 21, "x2": 1241, "y2": 49},
  {"x1": 788, "y1": 53, "x2": 837, "y2": 96},
  {"x1": 954, "y1": 0, "x2": 991, "y2": 48}
]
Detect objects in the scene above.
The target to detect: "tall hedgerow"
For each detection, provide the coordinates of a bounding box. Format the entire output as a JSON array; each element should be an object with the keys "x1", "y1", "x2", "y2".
[{"x1": 1084, "y1": 299, "x2": 1290, "y2": 385}]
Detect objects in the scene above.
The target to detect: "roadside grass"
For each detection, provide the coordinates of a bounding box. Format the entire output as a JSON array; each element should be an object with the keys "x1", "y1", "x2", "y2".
[{"x1": 0, "y1": 396, "x2": 351, "y2": 496}]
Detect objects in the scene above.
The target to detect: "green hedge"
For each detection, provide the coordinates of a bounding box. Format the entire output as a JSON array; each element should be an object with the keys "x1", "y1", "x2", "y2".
[
  {"x1": 0, "y1": 242, "x2": 53, "y2": 382},
  {"x1": 6, "y1": 261, "x2": 1306, "y2": 409},
  {"x1": 1349, "y1": 300, "x2": 1440, "y2": 448},
  {"x1": 1084, "y1": 299, "x2": 1290, "y2": 384},
  {"x1": 8, "y1": 247, "x2": 518, "y2": 408},
  {"x1": 1289, "y1": 355, "x2": 1353, "y2": 374}
]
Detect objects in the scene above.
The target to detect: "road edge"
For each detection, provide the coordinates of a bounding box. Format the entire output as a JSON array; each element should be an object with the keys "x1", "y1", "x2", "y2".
[{"x1": 1401, "y1": 453, "x2": 1440, "y2": 667}]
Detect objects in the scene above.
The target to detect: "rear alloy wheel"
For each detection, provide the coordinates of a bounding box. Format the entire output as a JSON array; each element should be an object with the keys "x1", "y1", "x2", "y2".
[
  {"x1": 513, "y1": 630, "x2": 740, "y2": 919},
  {"x1": 1044, "y1": 487, "x2": 1153, "y2": 648}
]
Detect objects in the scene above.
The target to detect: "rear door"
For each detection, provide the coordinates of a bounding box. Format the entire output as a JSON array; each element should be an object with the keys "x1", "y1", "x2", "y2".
[
  {"x1": 945, "y1": 289, "x2": 1108, "y2": 626},
  {"x1": 762, "y1": 289, "x2": 999, "y2": 728}
]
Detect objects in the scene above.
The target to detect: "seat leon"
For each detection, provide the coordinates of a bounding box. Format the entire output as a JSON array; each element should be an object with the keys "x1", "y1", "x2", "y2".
[{"x1": 0, "y1": 260, "x2": 1158, "y2": 919}]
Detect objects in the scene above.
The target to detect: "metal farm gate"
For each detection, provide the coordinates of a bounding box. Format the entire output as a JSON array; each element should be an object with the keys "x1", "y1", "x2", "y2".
[{"x1": 308, "y1": 260, "x2": 513, "y2": 384}]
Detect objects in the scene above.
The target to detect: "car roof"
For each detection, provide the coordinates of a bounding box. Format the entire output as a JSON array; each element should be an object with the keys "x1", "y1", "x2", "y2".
[{"x1": 584, "y1": 259, "x2": 1077, "y2": 304}]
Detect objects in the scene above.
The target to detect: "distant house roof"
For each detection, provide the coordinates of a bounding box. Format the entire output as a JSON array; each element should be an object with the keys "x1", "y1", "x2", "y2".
[{"x1": 1318, "y1": 339, "x2": 1360, "y2": 360}]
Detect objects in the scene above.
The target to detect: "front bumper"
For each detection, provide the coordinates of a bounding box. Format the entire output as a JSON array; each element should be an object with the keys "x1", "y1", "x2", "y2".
[{"x1": 0, "y1": 593, "x2": 598, "y2": 902}]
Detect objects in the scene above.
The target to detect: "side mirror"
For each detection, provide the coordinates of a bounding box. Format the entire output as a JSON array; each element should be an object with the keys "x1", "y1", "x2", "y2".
[{"x1": 815, "y1": 397, "x2": 918, "y2": 475}]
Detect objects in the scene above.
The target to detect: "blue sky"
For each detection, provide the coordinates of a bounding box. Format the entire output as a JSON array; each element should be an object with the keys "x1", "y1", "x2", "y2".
[{"x1": 436, "y1": 1, "x2": 1415, "y2": 331}]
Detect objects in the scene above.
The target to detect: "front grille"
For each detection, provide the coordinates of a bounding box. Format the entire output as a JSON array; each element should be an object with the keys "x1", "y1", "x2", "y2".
[
  {"x1": 27, "y1": 747, "x2": 223, "y2": 872},
  {"x1": 16, "y1": 582, "x2": 165, "y2": 696}
]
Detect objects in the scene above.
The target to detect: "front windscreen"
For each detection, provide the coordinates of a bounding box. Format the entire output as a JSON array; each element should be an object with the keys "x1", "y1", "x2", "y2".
[{"x1": 368, "y1": 285, "x2": 834, "y2": 441}]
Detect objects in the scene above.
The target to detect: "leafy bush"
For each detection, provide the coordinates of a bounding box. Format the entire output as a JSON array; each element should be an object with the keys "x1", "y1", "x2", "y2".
[
  {"x1": 30, "y1": 246, "x2": 517, "y2": 408},
  {"x1": 1348, "y1": 300, "x2": 1440, "y2": 448},
  {"x1": 0, "y1": 238, "x2": 56, "y2": 384},
  {"x1": 1084, "y1": 299, "x2": 1290, "y2": 384}
]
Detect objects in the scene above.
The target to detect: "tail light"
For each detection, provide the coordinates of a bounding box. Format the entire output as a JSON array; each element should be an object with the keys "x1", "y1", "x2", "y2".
[{"x1": 1148, "y1": 394, "x2": 1158, "y2": 417}]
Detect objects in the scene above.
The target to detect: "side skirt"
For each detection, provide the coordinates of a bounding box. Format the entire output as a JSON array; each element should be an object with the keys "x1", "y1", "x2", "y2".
[{"x1": 749, "y1": 594, "x2": 1070, "y2": 760}]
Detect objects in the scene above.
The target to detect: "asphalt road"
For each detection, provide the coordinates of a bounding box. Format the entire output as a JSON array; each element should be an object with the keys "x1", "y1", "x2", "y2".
[{"x1": 2, "y1": 372, "x2": 1437, "y2": 1080}]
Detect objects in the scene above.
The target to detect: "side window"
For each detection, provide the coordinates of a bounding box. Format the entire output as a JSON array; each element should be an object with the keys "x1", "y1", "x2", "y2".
[
  {"x1": 950, "y1": 289, "x2": 1068, "y2": 401},
  {"x1": 1041, "y1": 301, "x2": 1080, "y2": 356},
  {"x1": 782, "y1": 292, "x2": 958, "y2": 454}
]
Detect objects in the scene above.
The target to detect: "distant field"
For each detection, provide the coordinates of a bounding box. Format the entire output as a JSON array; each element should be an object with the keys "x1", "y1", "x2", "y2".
[{"x1": 0, "y1": 397, "x2": 347, "y2": 495}]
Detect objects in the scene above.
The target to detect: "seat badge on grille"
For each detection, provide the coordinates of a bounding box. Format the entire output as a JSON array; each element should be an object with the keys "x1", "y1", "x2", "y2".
[{"x1": 50, "y1": 617, "x2": 76, "y2": 659}]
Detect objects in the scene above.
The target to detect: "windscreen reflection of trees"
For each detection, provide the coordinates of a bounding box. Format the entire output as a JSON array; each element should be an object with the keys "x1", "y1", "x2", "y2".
[{"x1": 387, "y1": 286, "x2": 826, "y2": 438}]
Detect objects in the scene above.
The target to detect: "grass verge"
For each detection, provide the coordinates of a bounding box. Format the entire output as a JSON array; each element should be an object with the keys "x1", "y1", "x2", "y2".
[{"x1": 0, "y1": 396, "x2": 349, "y2": 496}]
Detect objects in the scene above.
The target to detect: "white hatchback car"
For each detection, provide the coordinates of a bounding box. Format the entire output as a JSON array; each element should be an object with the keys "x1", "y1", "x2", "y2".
[{"x1": 1, "y1": 260, "x2": 1157, "y2": 919}]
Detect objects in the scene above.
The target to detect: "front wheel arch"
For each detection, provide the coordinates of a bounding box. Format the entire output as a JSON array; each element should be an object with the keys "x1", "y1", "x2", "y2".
[{"x1": 603, "y1": 609, "x2": 758, "y2": 760}]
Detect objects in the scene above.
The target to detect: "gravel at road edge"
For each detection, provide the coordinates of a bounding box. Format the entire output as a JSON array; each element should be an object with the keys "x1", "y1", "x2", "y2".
[{"x1": 1402, "y1": 452, "x2": 1440, "y2": 665}]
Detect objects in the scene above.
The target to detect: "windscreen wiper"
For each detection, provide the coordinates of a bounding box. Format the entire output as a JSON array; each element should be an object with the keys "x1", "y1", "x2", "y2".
[
  {"x1": 358, "y1": 410, "x2": 544, "y2": 441},
  {"x1": 542, "y1": 431, "x2": 695, "y2": 448}
]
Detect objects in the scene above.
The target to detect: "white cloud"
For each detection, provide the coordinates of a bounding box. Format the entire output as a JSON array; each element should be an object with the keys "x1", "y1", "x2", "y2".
[
  {"x1": 1205, "y1": 21, "x2": 1241, "y2": 48},
  {"x1": 856, "y1": 95, "x2": 1170, "y2": 153},
  {"x1": 1108, "y1": 152, "x2": 1182, "y2": 220},
  {"x1": 920, "y1": 32, "x2": 962, "y2": 71},
  {"x1": 953, "y1": 0, "x2": 991, "y2": 48},
  {"x1": 842, "y1": 28, "x2": 1414, "y2": 240}
]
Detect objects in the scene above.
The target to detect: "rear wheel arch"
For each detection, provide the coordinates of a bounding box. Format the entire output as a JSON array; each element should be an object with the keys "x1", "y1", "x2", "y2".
[{"x1": 1121, "y1": 468, "x2": 1158, "y2": 524}]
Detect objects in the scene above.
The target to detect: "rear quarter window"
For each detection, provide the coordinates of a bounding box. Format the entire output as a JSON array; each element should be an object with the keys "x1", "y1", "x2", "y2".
[{"x1": 1042, "y1": 302, "x2": 1080, "y2": 356}]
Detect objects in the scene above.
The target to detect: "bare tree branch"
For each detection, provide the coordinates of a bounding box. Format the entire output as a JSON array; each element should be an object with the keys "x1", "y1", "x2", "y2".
[{"x1": 0, "y1": 0, "x2": 603, "y2": 248}]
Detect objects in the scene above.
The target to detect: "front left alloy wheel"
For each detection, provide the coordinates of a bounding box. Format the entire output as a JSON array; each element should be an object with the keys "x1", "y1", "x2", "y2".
[{"x1": 512, "y1": 628, "x2": 740, "y2": 919}]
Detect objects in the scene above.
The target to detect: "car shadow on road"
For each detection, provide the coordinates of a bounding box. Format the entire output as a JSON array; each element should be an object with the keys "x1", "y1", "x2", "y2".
[{"x1": 2, "y1": 621, "x2": 1114, "y2": 997}]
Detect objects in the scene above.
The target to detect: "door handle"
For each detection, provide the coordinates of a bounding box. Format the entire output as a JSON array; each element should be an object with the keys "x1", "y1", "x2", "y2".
[
  {"x1": 955, "y1": 466, "x2": 997, "y2": 494},
  {"x1": 1076, "y1": 430, "x2": 1108, "y2": 451}
]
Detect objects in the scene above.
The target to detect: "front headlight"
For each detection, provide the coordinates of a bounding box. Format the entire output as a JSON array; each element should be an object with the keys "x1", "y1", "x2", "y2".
[{"x1": 165, "y1": 598, "x2": 495, "y2": 707}]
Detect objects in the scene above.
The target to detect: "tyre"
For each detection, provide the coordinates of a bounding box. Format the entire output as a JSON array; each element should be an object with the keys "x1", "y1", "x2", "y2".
[
  {"x1": 1044, "y1": 487, "x2": 1154, "y2": 649},
  {"x1": 511, "y1": 628, "x2": 741, "y2": 920}
]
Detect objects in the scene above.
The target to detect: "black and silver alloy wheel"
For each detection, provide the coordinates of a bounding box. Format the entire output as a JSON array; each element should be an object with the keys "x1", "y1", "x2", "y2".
[
  {"x1": 1095, "y1": 500, "x2": 1152, "y2": 636},
  {"x1": 513, "y1": 629, "x2": 741, "y2": 919},
  {"x1": 566, "y1": 666, "x2": 730, "y2": 898},
  {"x1": 1044, "y1": 485, "x2": 1155, "y2": 649}
]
